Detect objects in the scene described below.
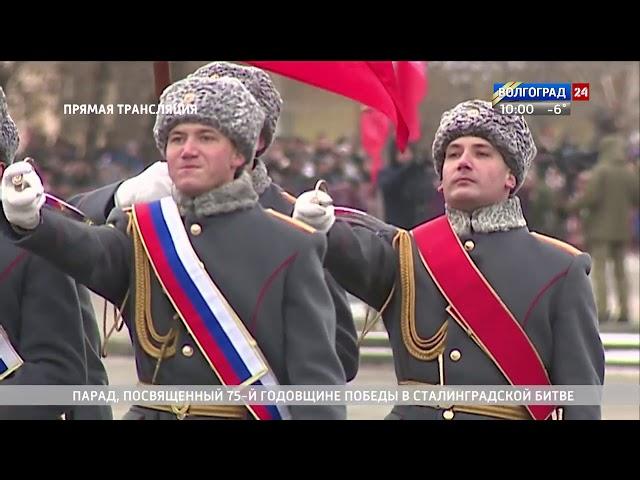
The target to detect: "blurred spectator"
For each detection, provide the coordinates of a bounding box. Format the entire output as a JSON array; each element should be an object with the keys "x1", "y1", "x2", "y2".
[
  {"x1": 520, "y1": 166, "x2": 562, "y2": 238},
  {"x1": 19, "y1": 134, "x2": 146, "y2": 200},
  {"x1": 378, "y1": 144, "x2": 432, "y2": 229},
  {"x1": 629, "y1": 130, "x2": 640, "y2": 252},
  {"x1": 568, "y1": 132, "x2": 640, "y2": 324}
]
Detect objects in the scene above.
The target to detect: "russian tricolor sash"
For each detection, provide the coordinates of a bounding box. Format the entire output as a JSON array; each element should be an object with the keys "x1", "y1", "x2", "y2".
[
  {"x1": 412, "y1": 215, "x2": 555, "y2": 420},
  {"x1": 132, "y1": 197, "x2": 290, "y2": 420},
  {"x1": 0, "y1": 325, "x2": 23, "y2": 381}
]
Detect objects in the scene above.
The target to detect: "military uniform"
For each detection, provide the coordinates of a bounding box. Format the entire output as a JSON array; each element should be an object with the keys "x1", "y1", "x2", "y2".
[
  {"x1": 1, "y1": 76, "x2": 346, "y2": 420},
  {"x1": 0, "y1": 240, "x2": 88, "y2": 420},
  {"x1": 0, "y1": 86, "x2": 102, "y2": 420},
  {"x1": 253, "y1": 164, "x2": 359, "y2": 380},
  {"x1": 2, "y1": 174, "x2": 346, "y2": 420},
  {"x1": 70, "y1": 161, "x2": 360, "y2": 383},
  {"x1": 0, "y1": 190, "x2": 115, "y2": 422},
  {"x1": 72, "y1": 61, "x2": 357, "y2": 381},
  {"x1": 325, "y1": 198, "x2": 604, "y2": 420},
  {"x1": 65, "y1": 286, "x2": 113, "y2": 420},
  {"x1": 69, "y1": 183, "x2": 119, "y2": 225},
  {"x1": 295, "y1": 99, "x2": 605, "y2": 420}
]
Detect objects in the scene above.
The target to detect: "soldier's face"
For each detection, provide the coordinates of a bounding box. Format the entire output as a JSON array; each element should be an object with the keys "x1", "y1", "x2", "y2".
[
  {"x1": 165, "y1": 123, "x2": 246, "y2": 197},
  {"x1": 441, "y1": 136, "x2": 516, "y2": 211}
]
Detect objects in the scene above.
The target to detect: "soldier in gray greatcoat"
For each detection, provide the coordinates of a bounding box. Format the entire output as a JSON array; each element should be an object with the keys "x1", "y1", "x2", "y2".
[
  {"x1": 0, "y1": 87, "x2": 93, "y2": 420},
  {"x1": 1, "y1": 77, "x2": 346, "y2": 420},
  {"x1": 294, "y1": 99, "x2": 605, "y2": 420},
  {"x1": 70, "y1": 62, "x2": 359, "y2": 382}
]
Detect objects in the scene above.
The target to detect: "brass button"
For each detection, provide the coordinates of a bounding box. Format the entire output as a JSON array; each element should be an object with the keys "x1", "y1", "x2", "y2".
[
  {"x1": 449, "y1": 349, "x2": 461, "y2": 362},
  {"x1": 181, "y1": 345, "x2": 194, "y2": 357},
  {"x1": 190, "y1": 224, "x2": 202, "y2": 236},
  {"x1": 443, "y1": 409, "x2": 455, "y2": 420},
  {"x1": 463, "y1": 240, "x2": 475, "y2": 251}
]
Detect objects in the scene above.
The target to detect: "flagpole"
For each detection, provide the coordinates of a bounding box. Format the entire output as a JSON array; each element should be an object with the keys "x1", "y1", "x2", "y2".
[{"x1": 153, "y1": 62, "x2": 172, "y2": 101}]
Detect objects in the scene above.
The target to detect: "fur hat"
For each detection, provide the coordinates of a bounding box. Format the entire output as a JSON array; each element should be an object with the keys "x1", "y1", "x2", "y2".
[
  {"x1": 190, "y1": 62, "x2": 282, "y2": 157},
  {"x1": 432, "y1": 99, "x2": 537, "y2": 194},
  {"x1": 0, "y1": 87, "x2": 19, "y2": 164},
  {"x1": 153, "y1": 76, "x2": 265, "y2": 164}
]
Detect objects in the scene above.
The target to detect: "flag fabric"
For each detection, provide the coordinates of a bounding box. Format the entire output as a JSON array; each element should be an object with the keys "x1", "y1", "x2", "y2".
[
  {"x1": 360, "y1": 107, "x2": 390, "y2": 185},
  {"x1": 246, "y1": 61, "x2": 409, "y2": 151},
  {"x1": 395, "y1": 61, "x2": 428, "y2": 142}
]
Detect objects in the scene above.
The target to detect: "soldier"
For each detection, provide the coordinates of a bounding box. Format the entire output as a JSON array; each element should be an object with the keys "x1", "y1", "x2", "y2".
[
  {"x1": 293, "y1": 99, "x2": 605, "y2": 420},
  {"x1": 1, "y1": 77, "x2": 346, "y2": 420},
  {"x1": 67, "y1": 286, "x2": 113, "y2": 420},
  {"x1": 0, "y1": 87, "x2": 91, "y2": 420},
  {"x1": 567, "y1": 132, "x2": 640, "y2": 324},
  {"x1": 70, "y1": 61, "x2": 359, "y2": 382}
]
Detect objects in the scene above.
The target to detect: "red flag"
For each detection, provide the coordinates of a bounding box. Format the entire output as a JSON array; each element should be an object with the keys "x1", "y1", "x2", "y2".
[
  {"x1": 395, "y1": 61, "x2": 428, "y2": 143},
  {"x1": 246, "y1": 61, "x2": 409, "y2": 151},
  {"x1": 360, "y1": 107, "x2": 390, "y2": 185}
]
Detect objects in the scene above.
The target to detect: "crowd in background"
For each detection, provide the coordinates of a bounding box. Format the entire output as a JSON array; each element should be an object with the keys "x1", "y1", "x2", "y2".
[
  {"x1": 13, "y1": 120, "x2": 639, "y2": 326},
  {"x1": 264, "y1": 129, "x2": 639, "y2": 253},
  {"x1": 16, "y1": 125, "x2": 640, "y2": 253},
  {"x1": 17, "y1": 131, "x2": 146, "y2": 201}
]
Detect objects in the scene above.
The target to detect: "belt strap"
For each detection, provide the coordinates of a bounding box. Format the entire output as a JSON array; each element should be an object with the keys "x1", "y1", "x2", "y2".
[{"x1": 142, "y1": 404, "x2": 247, "y2": 420}]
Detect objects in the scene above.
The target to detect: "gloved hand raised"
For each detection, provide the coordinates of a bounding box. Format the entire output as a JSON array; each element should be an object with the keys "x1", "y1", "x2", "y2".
[
  {"x1": 114, "y1": 161, "x2": 173, "y2": 207},
  {"x1": 293, "y1": 188, "x2": 335, "y2": 234},
  {"x1": 1, "y1": 159, "x2": 45, "y2": 230}
]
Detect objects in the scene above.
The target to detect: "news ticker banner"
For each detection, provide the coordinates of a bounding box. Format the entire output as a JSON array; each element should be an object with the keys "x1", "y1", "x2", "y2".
[
  {"x1": 492, "y1": 82, "x2": 590, "y2": 116},
  {"x1": 0, "y1": 385, "x2": 637, "y2": 406}
]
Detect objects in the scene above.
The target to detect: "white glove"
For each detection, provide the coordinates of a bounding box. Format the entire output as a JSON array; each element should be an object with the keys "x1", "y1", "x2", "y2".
[
  {"x1": 293, "y1": 189, "x2": 335, "y2": 233},
  {"x1": 114, "y1": 161, "x2": 173, "y2": 208},
  {"x1": 1, "y1": 160, "x2": 46, "y2": 230}
]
